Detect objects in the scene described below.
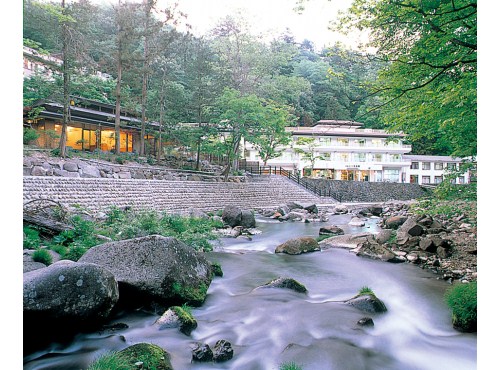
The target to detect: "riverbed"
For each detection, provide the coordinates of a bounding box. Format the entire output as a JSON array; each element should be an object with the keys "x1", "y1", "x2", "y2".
[{"x1": 23, "y1": 214, "x2": 477, "y2": 370}]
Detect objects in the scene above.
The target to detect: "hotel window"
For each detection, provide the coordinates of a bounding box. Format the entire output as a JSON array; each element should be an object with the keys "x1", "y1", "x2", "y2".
[
  {"x1": 336, "y1": 152, "x2": 349, "y2": 162},
  {"x1": 337, "y1": 138, "x2": 349, "y2": 146},
  {"x1": 372, "y1": 139, "x2": 383, "y2": 147},
  {"x1": 410, "y1": 175, "x2": 418, "y2": 183},
  {"x1": 410, "y1": 162, "x2": 419, "y2": 169},
  {"x1": 422, "y1": 176, "x2": 431, "y2": 184},
  {"x1": 322, "y1": 153, "x2": 331, "y2": 160},
  {"x1": 353, "y1": 139, "x2": 366, "y2": 147},
  {"x1": 383, "y1": 169, "x2": 400, "y2": 182},
  {"x1": 459, "y1": 176, "x2": 465, "y2": 184},
  {"x1": 447, "y1": 163, "x2": 457, "y2": 170},
  {"x1": 422, "y1": 162, "x2": 431, "y2": 170},
  {"x1": 435, "y1": 176, "x2": 443, "y2": 184},
  {"x1": 373, "y1": 153, "x2": 383, "y2": 162},
  {"x1": 434, "y1": 162, "x2": 443, "y2": 170},
  {"x1": 319, "y1": 137, "x2": 331, "y2": 145}
]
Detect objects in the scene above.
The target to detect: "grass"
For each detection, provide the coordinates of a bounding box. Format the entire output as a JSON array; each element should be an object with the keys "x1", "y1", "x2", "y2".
[
  {"x1": 87, "y1": 352, "x2": 130, "y2": 370},
  {"x1": 445, "y1": 281, "x2": 477, "y2": 332},
  {"x1": 31, "y1": 249, "x2": 52, "y2": 266},
  {"x1": 358, "y1": 286, "x2": 374, "y2": 296},
  {"x1": 280, "y1": 362, "x2": 303, "y2": 370}
]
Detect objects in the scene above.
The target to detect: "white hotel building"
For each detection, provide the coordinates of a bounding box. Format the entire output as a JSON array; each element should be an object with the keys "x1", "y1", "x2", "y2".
[{"x1": 243, "y1": 120, "x2": 474, "y2": 185}]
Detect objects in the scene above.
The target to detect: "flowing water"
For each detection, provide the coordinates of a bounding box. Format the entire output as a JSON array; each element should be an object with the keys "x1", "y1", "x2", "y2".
[{"x1": 24, "y1": 215, "x2": 477, "y2": 370}]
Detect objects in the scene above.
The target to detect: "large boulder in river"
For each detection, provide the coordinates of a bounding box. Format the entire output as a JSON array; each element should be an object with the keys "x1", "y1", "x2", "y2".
[
  {"x1": 240, "y1": 209, "x2": 256, "y2": 228},
  {"x1": 79, "y1": 235, "x2": 213, "y2": 306},
  {"x1": 222, "y1": 205, "x2": 242, "y2": 227},
  {"x1": 257, "y1": 277, "x2": 308, "y2": 293},
  {"x1": 400, "y1": 217, "x2": 425, "y2": 236},
  {"x1": 23, "y1": 260, "x2": 119, "y2": 324},
  {"x1": 275, "y1": 237, "x2": 320, "y2": 255}
]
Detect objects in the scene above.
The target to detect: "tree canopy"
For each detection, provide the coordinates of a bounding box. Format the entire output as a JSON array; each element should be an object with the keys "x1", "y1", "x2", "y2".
[{"x1": 336, "y1": 0, "x2": 477, "y2": 157}]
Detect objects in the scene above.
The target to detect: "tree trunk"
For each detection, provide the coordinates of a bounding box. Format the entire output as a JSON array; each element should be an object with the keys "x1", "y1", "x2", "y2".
[
  {"x1": 58, "y1": 0, "x2": 69, "y2": 158},
  {"x1": 114, "y1": 2, "x2": 122, "y2": 154}
]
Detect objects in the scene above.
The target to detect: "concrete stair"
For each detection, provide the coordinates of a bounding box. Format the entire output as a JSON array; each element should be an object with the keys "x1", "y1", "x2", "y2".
[{"x1": 23, "y1": 175, "x2": 336, "y2": 214}]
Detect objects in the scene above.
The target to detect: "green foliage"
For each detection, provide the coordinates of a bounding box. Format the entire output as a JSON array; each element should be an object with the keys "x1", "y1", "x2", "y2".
[
  {"x1": 280, "y1": 362, "x2": 303, "y2": 370},
  {"x1": 87, "y1": 352, "x2": 130, "y2": 370},
  {"x1": 211, "y1": 262, "x2": 223, "y2": 277},
  {"x1": 171, "y1": 281, "x2": 208, "y2": 304},
  {"x1": 445, "y1": 281, "x2": 477, "y2": 332},
  {"x1": 23, "y1": 226, "x2": 41, "y2": 249},
  {"x1": 410, "y1": 199, "x2": 476, "y2": 225},
  {"x1": 23, "y1": 128, "x2": 40, "y2": 145},
  {"x1": 118, "y1": 343, "x2": 171, "y2": 370},
  {"x1": 336, "y1": 0, "x2": 477, "y2": 157},
  {"x1": 358, "y1": 286, "x2": 374, "y2": 296},
  {"x1": 32, "y1": 249, "x2": 53, "y2": 266}
]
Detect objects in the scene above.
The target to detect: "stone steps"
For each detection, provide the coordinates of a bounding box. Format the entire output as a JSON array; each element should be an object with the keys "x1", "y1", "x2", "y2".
[{"x1": 23, "y1": 175, "x2": 335, "y2": 214}]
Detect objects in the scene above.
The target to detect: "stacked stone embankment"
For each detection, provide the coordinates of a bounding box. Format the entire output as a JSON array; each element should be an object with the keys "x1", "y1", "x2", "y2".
[
  {"x1": 23, "y1": 175, "x2": 328, "y2": 214},
  {"x1": 301, "y1": 178, "x2": 430, "y2": 202}
]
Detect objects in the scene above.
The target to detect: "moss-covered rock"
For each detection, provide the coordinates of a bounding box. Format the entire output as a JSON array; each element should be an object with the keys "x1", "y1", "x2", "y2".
[
  {"x1": 155, "y1": 306, "x2": 198, "y2": 335},
  {"x1": 211, "y1": 262, "x2": 223, "y2": 277},
  {"x1": 118, "y1": 343, "x2": 173, "y2": 370}
]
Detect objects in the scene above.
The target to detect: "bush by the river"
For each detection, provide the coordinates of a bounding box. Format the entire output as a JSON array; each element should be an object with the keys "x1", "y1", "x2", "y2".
[
  {"x1": 445, "y1": 281, "x2": 477, "y2": 332},
  {"x1": 26, "y1": 207, "x2": 224, "y2": 263}
]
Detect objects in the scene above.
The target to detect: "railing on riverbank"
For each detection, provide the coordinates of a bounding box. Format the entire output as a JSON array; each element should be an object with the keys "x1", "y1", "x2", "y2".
[{"x1": 241, "y1": 163, "x2": 343, "y2": 201}]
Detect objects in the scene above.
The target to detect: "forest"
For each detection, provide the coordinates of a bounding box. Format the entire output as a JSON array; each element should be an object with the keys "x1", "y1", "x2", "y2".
[{"x1": 23, "y1": 0, "x2": 477, "y2": 160}]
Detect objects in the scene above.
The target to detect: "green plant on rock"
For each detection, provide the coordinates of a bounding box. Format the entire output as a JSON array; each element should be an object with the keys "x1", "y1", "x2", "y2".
[
  {"x1": 87, "y1": 352, "x2": 130, "y2": 370},
  {"x1": 171, "y1": 282, "x2": 208, "y2": 305},
  {"x1": 23, "y1": 226, "x2": 41, "y2": 249},
  {"x1": 358, "y1": 286, "x2": 374, "y2": 296},
  {"x1": 280, "y1": 362, "x2": 303, "y2": 370},
  {"x1": 32, "y1": 249, "x2": 52, "y2": 266},
  {"x1": 445, "y1": 281, "x2": 477, "y2": 332}
]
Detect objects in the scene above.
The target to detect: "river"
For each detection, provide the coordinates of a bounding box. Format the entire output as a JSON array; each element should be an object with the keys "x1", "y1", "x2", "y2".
[{"x1": 23, "y1": 214, "x2": 477, "y2": 370}]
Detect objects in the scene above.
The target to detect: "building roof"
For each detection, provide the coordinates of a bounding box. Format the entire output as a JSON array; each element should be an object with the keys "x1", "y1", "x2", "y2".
[
  {"x1": 314, "y1": 120, "x2": 364, "y2": 127},
  {"x1": 287, "y1": 125, "x2": 406, "y2": 139}
]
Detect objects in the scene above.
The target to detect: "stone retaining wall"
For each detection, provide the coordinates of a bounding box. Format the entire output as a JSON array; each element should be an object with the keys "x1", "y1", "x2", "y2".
[
  {"x1": 300, "y1": 178, "x2": 431, "y2": 202},
  {"x1": 23, "y1": 175, "x2": 327, "y2": 214},
  {"x1": 23, "y1": 155, "x2": 245, "y2": 183}
]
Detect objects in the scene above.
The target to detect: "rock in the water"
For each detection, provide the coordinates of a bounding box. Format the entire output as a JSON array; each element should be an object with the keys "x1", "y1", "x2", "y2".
[
  {"x1": 155, "y1": 306, "x2": 197, "y2": 335},
  {"x1": 346, "y1": 293, "x2": 387, "y2": 313},
  {"x1": 275, "y1": 237, "x2": 320, "y2": 255},
  {"x1": 258, "y1": 277, "x2": 307, "y2": 293},
  {"x1": 348, "y1": 216, "x2": 365, "y2": 227},
  {"x1": 319, "y1": 232, "x2": 373, "y2": 250},
  {"x1": 319, "y1": 225, "x2": 344, "y2": 236},
  {"x1": 192, "y1": 343, "x2": 213, "y2": 362},
  {"x1": 119, "y1": 343, "x2": 173, "y2": 370},
  {"x1": 79, "y1": 235, "x2": 212, "y2": 306},
  {"x1": 213, "y1": 340, "x2": 234, "y2": 362},
  {"x1": 375, "y1": 229, "x2": 393, "y2": 244},
  {"x1": 221, "y1": 206, "x2": 242, "y2": 227},
  {"x1": 240, "y1": 210, "x2": 256, "y2": 228},
  {"x1": 354, "y1": 240, "x2": 401, "y2": 263},
  {"x1": 23, "y1": 260, "x2": 119, "y2": 324},
  {"x1": 334, "y1": 204, "x2": 348, "y2": 214},
  {"x1": 357, "y1": 317, "x2": 374, "y2": 327}
]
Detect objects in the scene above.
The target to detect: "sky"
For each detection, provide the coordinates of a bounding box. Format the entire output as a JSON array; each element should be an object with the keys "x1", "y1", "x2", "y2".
[{"x1": 89, "y1": 0, "x2": 357, "y2": 50}]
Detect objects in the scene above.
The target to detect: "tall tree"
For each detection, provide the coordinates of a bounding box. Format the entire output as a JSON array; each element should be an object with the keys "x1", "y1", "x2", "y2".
[{"x1": 336, "y1": 0, "x2": 477, "y2": 157}]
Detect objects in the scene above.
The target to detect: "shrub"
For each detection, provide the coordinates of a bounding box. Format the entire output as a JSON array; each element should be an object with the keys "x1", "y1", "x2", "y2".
[
  {"x1": 445, "y1": 281, "x2": 477, "y2": 332},
  {"x1": 32, "y1": 249, "x2": 52, "y2": 266},
  {"x1": 23, "y1": 226, "x2": 41, "y2": 249},
  {"x1": 23, "y1": 127, "x2": 39, "y2": 145},
  {"x1": 63, "y1": 245, "x2": 88, "y2": 261},
  {"x1": 87, "y1": 352, "x2": 130, "y2": 370}
]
